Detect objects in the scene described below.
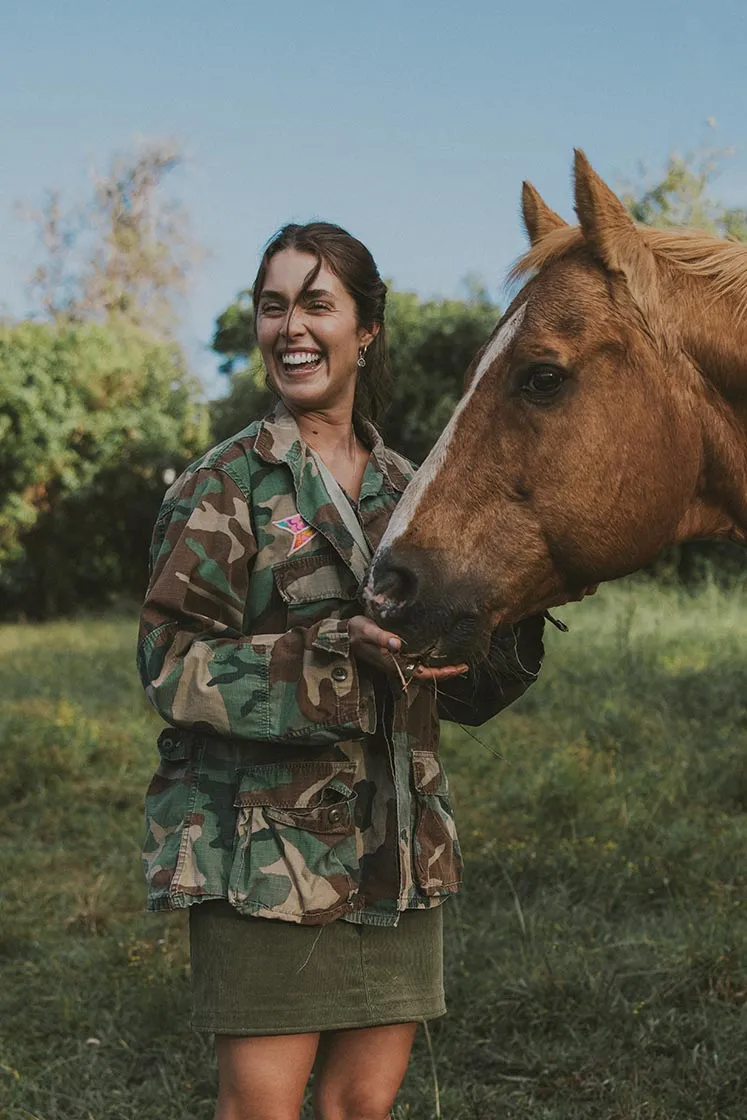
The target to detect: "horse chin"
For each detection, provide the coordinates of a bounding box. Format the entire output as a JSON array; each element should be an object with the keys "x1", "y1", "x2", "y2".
[
  {"x1": 391, "y1": 612, "x2": 493, "y2": 668},
  {"x1": 481, "y1": 558, "x2": 604, "y2": 626}
]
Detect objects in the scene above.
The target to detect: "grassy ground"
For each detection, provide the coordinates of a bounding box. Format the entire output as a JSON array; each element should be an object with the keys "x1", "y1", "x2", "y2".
[{"x1": 1, "y1": 582, "x2": 747, "y2": 1119}]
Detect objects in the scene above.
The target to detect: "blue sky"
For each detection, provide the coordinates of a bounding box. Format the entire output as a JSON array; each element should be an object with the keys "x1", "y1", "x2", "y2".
[{"x1": 2, "y1": 0, "x2": 746, "y2": 393}]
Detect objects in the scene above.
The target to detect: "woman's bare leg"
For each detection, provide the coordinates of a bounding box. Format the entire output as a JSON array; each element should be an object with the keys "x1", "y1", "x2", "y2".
[
  {"x1": 313, "y1": 1022, "x2": 419, "y2": 1120},
  {"x1": 214, "y1": 1032, "x2": 320, "y2": 1120}
]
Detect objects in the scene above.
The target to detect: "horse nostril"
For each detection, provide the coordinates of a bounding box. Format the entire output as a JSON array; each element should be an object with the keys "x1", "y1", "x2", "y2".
[{"x1": 373, "y1": 560, "x2": 419, "y2": 617}]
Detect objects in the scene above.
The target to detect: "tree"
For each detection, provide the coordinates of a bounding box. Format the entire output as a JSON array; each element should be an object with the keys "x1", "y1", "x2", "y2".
[
  {"x1": 0, "y1": 321, "x2": 209, "y2": 617},
  {"x1": 2, "y1": 140, "x2": 211, "y2": 617},
  {"x1": 383, "y1": 288, "x2": 498, "y2": 461},
  {"x1": 22, "y1": 141, "x2": 201, "y2": 339},
  {"x1": 622, "y1": 147, "x2": 747, "y2": 239},
  {"x1": 210, "y1": 350, "x2": 273, "y2": 444},
  {"x1": 212, "y1": 289, "x2": 256, "y2": 375}
]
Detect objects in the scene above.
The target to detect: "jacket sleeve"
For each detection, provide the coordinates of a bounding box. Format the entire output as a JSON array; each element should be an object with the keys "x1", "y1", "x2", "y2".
[
  {"x1": 137, "y1": 466, "x2": 375, "y2": 744},
  {"x1": 436, "y1": 614, "x2": 545, "y2": 727}
]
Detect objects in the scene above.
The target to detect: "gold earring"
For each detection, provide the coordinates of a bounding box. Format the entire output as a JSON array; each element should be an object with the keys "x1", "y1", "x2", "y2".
[{"x1": 357, "y1": 346, "x2": 368, "y2": 368}]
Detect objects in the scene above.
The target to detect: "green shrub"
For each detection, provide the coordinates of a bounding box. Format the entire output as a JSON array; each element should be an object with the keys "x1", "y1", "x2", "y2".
[{"x1": 0, "y1": 321, "x2": 209, "y2": 617}]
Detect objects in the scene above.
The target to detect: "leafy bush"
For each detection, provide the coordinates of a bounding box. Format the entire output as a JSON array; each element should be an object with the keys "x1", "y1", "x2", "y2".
[{"x1": 0, "y1": 321, "x2": 209, "y2": 617}]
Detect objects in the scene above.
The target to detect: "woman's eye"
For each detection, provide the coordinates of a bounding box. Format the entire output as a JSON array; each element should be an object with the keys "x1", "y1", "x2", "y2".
[
  {"x1": 520, "y1": 366, "x2": 566, "y2": 400},
  {"x1": 260, "y1": 302, "x2": 284, "y2": 315},
  {"x1": 308, "y1": 300, "x2": 333, "y2": 311}
]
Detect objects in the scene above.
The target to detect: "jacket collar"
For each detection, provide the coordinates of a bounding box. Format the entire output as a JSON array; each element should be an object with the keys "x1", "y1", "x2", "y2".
[
  {"x1": 254, "y1": 401, "x2": 409, "y2": 495},
  {"x1": 253, "y1": 402, "x2": 410, "y2": 579}
]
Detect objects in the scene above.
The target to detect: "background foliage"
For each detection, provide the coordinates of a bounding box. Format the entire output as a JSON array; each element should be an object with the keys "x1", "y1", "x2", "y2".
[
  {"x1": 1, "y1": 143, "x2": 208, "y2": 619},
  {"x1": 0, "y1": 320, "x2": 208, "y2": 617},
  {"x1": 21, "y1": 141, "x2": 200, "y2": 338},
  {"x1": 622, "y1": 147, "x2": 747, "y2": 238}
]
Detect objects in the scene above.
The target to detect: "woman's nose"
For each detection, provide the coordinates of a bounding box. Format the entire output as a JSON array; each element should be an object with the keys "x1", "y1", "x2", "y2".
[{"x1": 283, "y1": 304, "x2": 307, "y2": 339}]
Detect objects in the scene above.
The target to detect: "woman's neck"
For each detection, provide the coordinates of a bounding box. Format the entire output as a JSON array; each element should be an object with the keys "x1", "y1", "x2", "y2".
[
  {"x1": 288, "y1": 403, "x2": 368, "y2": 499},
  {"x1": 293, "y1": 405, "x2": 357, "y2": 458}
]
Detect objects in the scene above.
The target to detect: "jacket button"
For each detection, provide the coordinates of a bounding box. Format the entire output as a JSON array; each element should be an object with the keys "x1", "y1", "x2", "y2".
[
  {"x1": 327, "y1": 807, "x2": 345, "y2": 825},
  {"x1": 331, "y1": 666, "x2": 348, "y2": 682}
]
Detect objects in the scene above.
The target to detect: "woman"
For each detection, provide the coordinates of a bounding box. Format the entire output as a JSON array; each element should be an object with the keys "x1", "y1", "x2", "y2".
[{"x1": 138, "y1": 222, "x2": 545, "y2": 1120}]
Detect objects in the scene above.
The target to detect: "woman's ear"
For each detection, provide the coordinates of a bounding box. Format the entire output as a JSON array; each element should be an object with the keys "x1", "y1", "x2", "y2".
[{"x1": 359, "y1": 322, "x2": 380, "y2": 349}]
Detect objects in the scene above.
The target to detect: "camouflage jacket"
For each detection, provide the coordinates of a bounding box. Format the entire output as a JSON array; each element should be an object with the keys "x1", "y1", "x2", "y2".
[{"x1": 137, "y1": 403, "x2": 544, "y2": 927}]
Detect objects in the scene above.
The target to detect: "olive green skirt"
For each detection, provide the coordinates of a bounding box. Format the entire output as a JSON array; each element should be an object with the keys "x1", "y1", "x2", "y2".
[{"x1": 189, "y1": 901, "x2": 445, "y2": 1035}]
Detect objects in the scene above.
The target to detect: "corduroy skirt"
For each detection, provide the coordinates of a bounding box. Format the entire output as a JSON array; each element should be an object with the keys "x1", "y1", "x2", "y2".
[{"x1": 189, "y1": 900, "x2": 446, "y2": 1035}]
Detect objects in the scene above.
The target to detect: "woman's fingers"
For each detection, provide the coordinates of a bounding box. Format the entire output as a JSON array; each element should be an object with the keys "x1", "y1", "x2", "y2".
[
  {"x1": 413, "y1": 664, "x2": 469, "y2": 681},
  {"x1": 348, "y1": 615, "x2": 402, "y2": 652},
  {"x1": 354, "y1": 640, "x2": 400, "y2": 675},
  {"x1": 349, "y1": 616, "x2": 470, "y2": 681}
]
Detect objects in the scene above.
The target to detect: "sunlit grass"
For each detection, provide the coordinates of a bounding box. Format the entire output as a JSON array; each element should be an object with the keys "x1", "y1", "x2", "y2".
[{"x1": 2, "y1": 581, "x2": 747, "y2": 1118}]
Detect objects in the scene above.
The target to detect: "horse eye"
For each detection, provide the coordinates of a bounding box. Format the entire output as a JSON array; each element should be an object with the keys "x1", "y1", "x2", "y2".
[{"x1": 521, "y1": 365, "x2": 566, "y2": 399}]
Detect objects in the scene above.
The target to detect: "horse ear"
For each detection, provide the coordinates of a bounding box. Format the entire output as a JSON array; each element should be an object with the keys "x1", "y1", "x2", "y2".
[
  {"x1": 573, "y1": 149, "x2": 658, "y2": 311},
  {"x1": 521, "y1": 181, "x2": 568, "y2": 245}
]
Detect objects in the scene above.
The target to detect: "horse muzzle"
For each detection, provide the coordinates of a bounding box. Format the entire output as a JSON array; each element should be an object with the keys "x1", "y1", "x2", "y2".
[{"x1": 364, "y1": 544, "x2": 491, "y2": 662}]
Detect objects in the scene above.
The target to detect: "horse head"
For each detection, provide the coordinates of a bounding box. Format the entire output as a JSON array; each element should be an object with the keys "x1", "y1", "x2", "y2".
[{"x1": 365, "y1": 151, "x2": 747, "y2": 662}]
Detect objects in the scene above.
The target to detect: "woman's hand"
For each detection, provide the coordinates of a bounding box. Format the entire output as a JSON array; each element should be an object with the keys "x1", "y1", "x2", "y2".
[{"x1": 348, "y1": 616, "x2": 468, "y2": 681}]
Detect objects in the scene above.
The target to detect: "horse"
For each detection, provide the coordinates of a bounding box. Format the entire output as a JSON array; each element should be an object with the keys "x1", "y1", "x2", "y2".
[{"x1": 364, "y1": 150, "x2": 747, "y2": 663}]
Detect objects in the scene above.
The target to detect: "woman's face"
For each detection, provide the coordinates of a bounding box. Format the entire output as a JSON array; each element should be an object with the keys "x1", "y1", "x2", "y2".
[{"x1": 255, "y1": 249, "x2": 376, "y2": 415}]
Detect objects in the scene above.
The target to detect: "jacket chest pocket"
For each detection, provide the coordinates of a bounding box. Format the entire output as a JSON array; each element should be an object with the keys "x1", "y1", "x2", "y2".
[
  {"x1": 411, "y1": 751, "x2": 463, "y2": 895},
  {"x1": 274, "y1": 549, "x2": 359, "y2": 626},
  {"x1": 228, "y1": 760, "x2": 360, "y2": 924}
]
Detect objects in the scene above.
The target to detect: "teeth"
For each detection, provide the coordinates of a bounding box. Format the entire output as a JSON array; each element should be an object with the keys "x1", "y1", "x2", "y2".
[{"x1": 282, "y1": 351, "x2": 321, "y2": 366}]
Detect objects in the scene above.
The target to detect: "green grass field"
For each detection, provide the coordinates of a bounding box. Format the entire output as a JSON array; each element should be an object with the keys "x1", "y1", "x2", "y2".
[{"x1": 2, "y1": 582, "x2": 747, "y2": 1119}]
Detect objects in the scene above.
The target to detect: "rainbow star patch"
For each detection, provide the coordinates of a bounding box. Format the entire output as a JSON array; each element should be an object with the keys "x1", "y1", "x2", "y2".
[{"x1": 273, "y1": 514, "x2": 318, "y2": 556}]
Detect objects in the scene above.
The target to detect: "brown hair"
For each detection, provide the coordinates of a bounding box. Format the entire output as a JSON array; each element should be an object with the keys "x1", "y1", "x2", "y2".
[{"x1": 252, "y1": 222, "x2": 391, "y2": 427}]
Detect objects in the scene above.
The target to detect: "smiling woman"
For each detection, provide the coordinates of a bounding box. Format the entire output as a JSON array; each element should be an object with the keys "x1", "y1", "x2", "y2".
[
  {"x1": 252, "y1": 222, "x2": 392, "y2": 439},
  {"x1": 136, "y1": 220, "x2": 546, "y2": 1120}
]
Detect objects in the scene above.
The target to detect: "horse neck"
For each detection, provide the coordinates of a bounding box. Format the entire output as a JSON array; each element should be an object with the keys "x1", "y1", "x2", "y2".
[
  {"x1": 665, "y1": 272, "x2": 747, "y2": 400},
  {"x1": 665, "y1": 272, "x2": 747, "y2": 540}
]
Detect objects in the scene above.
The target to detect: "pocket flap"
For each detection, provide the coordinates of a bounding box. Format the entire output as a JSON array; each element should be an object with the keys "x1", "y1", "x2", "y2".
[
  {"x1": 412, "y1": 751, "x2": 448, "y2": 796},
  {"x1": 235, "y1": 761, "x2": 358, "y2": 809},
  {"x1": 274, "y1": 552, "x2": 357, "y2": 605}
]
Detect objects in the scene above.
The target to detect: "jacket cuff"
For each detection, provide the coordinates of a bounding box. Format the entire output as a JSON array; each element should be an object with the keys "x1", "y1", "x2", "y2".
[{"x1": 311, "y1": 617, "x2": 352, "y2": 657}]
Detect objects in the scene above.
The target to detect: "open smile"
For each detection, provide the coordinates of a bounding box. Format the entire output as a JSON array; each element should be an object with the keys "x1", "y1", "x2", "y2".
[{"x1": 279, "y1": 349, "x2": 324, "y2": 375}]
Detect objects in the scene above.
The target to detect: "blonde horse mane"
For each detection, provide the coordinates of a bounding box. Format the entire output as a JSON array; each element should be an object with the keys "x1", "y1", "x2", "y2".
[{"x1": 510, "y1": 225, "x2": 747, "y2": 319}]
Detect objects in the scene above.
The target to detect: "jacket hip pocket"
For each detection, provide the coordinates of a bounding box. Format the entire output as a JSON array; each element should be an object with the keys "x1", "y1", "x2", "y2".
[
  {"x1": 143, "y1": 729, "x2": 202, "y2": 901},
  {"x1": 411, "y1": 751, "x2": 463, "y2": 895},
  {"x1": 228, "y1": 760, "x2": 360, "y2": 924}
]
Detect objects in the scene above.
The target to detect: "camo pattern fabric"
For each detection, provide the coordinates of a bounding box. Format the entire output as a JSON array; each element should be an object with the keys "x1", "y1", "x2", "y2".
[{"x1": 138, "y1": 402, "x2": 545, "y2": 926}]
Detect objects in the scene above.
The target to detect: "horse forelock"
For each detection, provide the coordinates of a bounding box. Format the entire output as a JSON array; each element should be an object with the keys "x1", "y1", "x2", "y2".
[{"x1": 510, "y1": 224, "x2": 747, "y2": 321}]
